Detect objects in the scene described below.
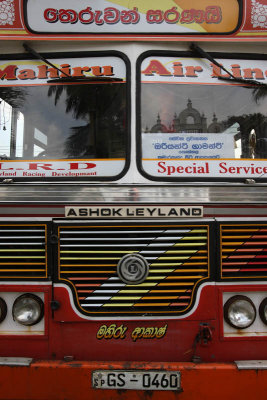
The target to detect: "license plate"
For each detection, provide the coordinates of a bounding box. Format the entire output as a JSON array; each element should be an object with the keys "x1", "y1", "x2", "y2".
[{"x1": 92, "y1": 370, "x2": 181, "y2": 391}]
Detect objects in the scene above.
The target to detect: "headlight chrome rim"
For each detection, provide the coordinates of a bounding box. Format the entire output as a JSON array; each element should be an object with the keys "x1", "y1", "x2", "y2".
[
  {"x1": 0, "y1": 297, "x2": 7, "y2": 323},
  {"x1": 224, "y1": 295, "x2": 256, "y2": 329},
  {"x1": 12, "y1": 294, "x2": 44, "y2": 326},
  {"x1": 259, "y1": 298, "x2": 267, "y2": 325}
]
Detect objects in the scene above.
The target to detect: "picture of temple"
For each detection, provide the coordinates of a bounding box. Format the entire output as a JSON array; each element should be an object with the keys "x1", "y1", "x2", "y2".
[{"x1": 145, "y1": 99, "x2": 224, "y2": 134}]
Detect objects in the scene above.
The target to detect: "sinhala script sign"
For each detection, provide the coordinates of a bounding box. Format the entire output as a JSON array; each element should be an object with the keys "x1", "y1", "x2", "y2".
[{"x1": 25, "y1": 0, "x2": 240, "y2": 34}]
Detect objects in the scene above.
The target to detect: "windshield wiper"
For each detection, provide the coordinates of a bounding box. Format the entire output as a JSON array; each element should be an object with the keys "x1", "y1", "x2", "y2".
[
  {"x1": 23, "y1": 43, "x2": 70, "y2": 78},
  {"x1": 190, "y1": 43, "x2": 267, "y2": 88},
  {"x1": 23, "y1": 43, "x2": 123, "y2": 84},
  {"x1": 47, "y1": 76, "x2": 123, "y2": 83}
]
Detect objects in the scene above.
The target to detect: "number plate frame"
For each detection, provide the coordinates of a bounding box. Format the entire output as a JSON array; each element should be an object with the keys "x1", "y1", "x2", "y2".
[{"x1": 92, "y1": 370, "x2": 181, "y2": 391}]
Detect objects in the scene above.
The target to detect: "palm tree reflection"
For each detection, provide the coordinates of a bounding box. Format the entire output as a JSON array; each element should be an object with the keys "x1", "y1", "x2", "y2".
[{"x1": 48, "y1": 83, "x2": 126, "y2": 158}]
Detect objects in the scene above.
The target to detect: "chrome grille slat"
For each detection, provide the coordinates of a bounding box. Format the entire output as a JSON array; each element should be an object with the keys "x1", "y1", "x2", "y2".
[
  {"x1": 0, "y1": 224, "x2": 48, "y2": 279},
  {"x1": 58, "y1": 223, "x2": 210, "y2": 316},
  {"x1": 0, "y1": 243, "x2": 44, "y2": 245},
  {"x1": 0, "y1": 236, "x2": 44, "y2": 239}
]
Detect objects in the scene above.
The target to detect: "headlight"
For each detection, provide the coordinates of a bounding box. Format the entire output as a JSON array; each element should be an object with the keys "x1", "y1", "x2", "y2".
[
  {"x1": 12, "y1": 294, "x2": 44, "y2": 326},
  {"x1": 259, "y1": 298, "x2": 267, "y2": 325},
  {"x1": 0, "y1": 297, "x2": 7, "y2": 323},
  {"x1": 224, "y1": 295, "x2": 256, "y2": 329}
]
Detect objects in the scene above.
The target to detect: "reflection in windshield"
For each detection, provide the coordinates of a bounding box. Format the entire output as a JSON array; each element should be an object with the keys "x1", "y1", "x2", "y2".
[
  {"x1": 142, "y1": 83, "x2": 267, "y2": 159},
  {"x1": 0, "y1": 82, "x2": 126, "y2": 161}
]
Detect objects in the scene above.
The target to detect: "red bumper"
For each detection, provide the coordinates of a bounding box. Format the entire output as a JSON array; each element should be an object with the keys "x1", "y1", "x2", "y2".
[{"x1": 0, "y1": 360, "x2": 267, "y2": 400}]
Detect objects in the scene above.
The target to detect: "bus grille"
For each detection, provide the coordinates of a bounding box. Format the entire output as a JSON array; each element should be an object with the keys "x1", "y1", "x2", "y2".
[
  {"x1": 0, "y1": 224, "x2": 48, "y2": 279},
  {"x1": 58, "y1": 223, "x2": 210, "y2": 316},
  {"x1": 220, "y1": 224, "x2": 267, "y2": 279}
]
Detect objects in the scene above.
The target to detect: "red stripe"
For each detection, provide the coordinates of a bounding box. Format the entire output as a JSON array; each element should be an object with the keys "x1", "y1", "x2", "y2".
[
  {"x1": 248, "y1": 261, "x2": 267, "y2": 265},
  {"x1": 239, "y1": 268, "x2": 267, "y2": 272},
  {"x1": 228, "y1": 255, "x2": 255, "y2": 259},
  {"x1": 236, "y1": 248, "x2": 264, "y2": 252},
  {"x1": 244, "y1": 242, "x2": 267, "y2": 245},
  {"x1": 252, "y1": 235, "x2": 267, "y2": 238}
]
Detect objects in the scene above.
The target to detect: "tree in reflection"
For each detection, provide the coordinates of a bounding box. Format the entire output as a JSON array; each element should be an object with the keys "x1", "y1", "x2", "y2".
[
  {"x1": 0, "y1": 87, "x2": 26, "y2": 108},
  {"x1": 253, "y1": 85, "x2": 267, "y2": 104},
  {"x1": 48, "y1": 83, "x2": 126, "y2": 158},
  {"x1": 225, "y1": 113, "x2": 267, "y2": 158}
]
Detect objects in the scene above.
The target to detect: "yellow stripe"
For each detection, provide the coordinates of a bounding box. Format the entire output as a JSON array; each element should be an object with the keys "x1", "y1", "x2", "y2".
[
  {"x1": 158, "y1": 256, "x2": 198, "y2": 260},
  {"x1": 61, "y1": 271, "x2": 115, "y2": 274},
  {"x1": 181, "y1": 236, "x2": 207, "y2": 240},
  {"x1": 150, "y1": 263, "x2": 183, "y2": 266},
  {"x1": 237, "y1": 32, "x2": 267, "y2": 36},
  {"x1": 147, "y1": 276, "x2": 166, "y2": 280},
  {"x1": 150, "y1": 269, "x2": 174, "y2": 273},
  {"x1": 60, "y1": 251, "x2": 137, "y2": 254},
  {"x1": 103, "y1": 303, "x2": 134, "y2": 307},
  {"x1": 61, "y1": 257, "x2": 120, "y2": 260},
  {"x1": 111, "y1": 297, "x2": 142, "y2": 300},
  {"x1": 126, "y1": 283, "x2": 158, "y2": 287},
  {"x1": 135, "y1": 303, "x2": 170, "y2": 307},
  {"x1": 0, "y1": 30, "x2": 27, "y2": 34},
  {"x1": 174, "y1": 269, "x2": 207, "y2": 272},
  {"x1": 61, "y1": 264, "x2": 116, "y2": 267},
  {"x1": 166, "y1": 275, "x2": 203, "y2": 279},
  {"x1": 142, "y1": 296, "x2": 178, "y2": 300},
  {"x1": 119, "y1": 290, "x2": 149, "y2": 293},
  {"x1": 151, "y1": 289, "x2": 187, "y2": 293},
  {"x1": 158, "y1": 282, "x2": 194, "y2": 286},
  {"x1": 0, "y1": 256, "x2": 45, "y2": 259},
  {"x1": 174, "y1": 243, "x2": 206, "y2": 247},
  {"x1": 165, "y1": 250, "x2": 198, "y2": 254},
  {"x1": 158, "y1": 255, "x2": 191, "y2": 259}
]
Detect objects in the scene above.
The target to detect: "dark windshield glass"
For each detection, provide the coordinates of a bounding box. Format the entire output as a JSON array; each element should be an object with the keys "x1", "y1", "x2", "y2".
[
  {"x1": 0, "y1": 83, "x2": 126, "y2": 160},
  {"x1": 0, "y1": 54, "x2": 127, "y2": 179}
]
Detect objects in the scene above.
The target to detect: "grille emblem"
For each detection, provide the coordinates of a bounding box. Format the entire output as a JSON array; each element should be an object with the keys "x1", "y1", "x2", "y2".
[{"x1": 117, "y1": 254, "x2": 149, "y2": 285}]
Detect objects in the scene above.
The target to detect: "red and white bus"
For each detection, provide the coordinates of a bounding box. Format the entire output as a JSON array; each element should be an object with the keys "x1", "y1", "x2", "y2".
[{"x1": 0, "y1": 0, "x2": 267, "y2": 399}]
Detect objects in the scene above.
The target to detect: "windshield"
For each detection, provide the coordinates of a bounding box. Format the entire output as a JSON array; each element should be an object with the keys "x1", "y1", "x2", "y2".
[
  {"x1": 139, "y1": 55, "x2": 267, "y2": 180},
  {"x1": 0, "y1": 54, "x2": 128, "y2": 179}
]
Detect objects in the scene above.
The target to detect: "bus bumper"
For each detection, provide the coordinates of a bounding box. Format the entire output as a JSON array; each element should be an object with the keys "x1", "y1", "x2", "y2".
[{"x1": 0, "y1": 359, "x2": 266, "y2": 400}]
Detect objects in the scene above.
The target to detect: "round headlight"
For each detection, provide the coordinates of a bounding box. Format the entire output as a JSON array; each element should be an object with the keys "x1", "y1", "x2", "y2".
[
  {"x1": 224, "y1": 295, "x2": 256, "y2": 329},
  {"x1": 12, "y1": 294, "x2": 44, "y2": 326},
  {"x1": 0, "y1": 297, "x2": 7, "y2": 323},
  {"x1": 259, "y1": 298, "x2": 267, "y2": 325}
]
